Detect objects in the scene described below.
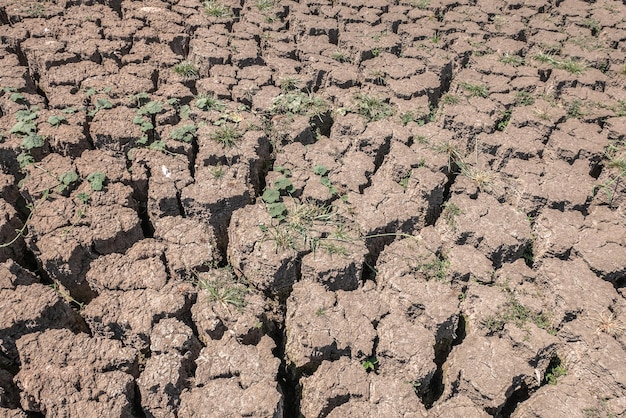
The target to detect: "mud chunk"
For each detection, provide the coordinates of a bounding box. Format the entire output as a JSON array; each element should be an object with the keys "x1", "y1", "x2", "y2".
[
  {"x1": 14, "y1": 329, "x2": 137, "y2": 417},
  {"x1": 285, "y1": 281, "x2": 377, "y2": 371},
  {"x1": 137, "y1": 319, "x2": 200, "y2": 417},
  {"x1": 82, "y1": 282, "x2": 191, "y2": 352},
  {"x1": 0, "y1": 260, "x2": 84, "y2": 368}
]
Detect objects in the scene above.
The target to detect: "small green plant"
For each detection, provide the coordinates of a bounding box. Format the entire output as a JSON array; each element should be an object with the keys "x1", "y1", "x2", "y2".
[
  {"x1": 210, "y1": 125, "x2": 242, "y2": 148},
  {"x1": 47, "y1": 114, "x2": 67, "y2": 127},
  {"x1": 484, "y1": 293, "x2": 555, "y2": 335},
  {"x1": 441, "y1": 202, "x2": 461, "y2": 228},
  {"x1": 545, "y1": 357, "x2": 567, "y2": 385},
  {"x1": 559, "y1": 58, "x2": 586, "y2": 74},
  {"x1": 352, "y1": 94, "x2": 394, "y2": 122},
  {"x1": 203, "y1": 0, "x2": 231, "y2": 17},
  {"x1": 278, "y1": 76, "x2": 301, "y2": 92},
  {"x1": 440, "y1": 94, "x2": 460, "y2": 105},
  {"x1": 315, "y1": 307, "x2": 327, "y2": 316},
  {"x1": 500, "y1": 52, "x2": 524, "y2": 66},
  {"x1": 170, "y1": 124, "x2": 197, "y2": 143},
  {"x1": 496, "y1": 109, "x2": 512, "y2": 131},
  {"x1": 371, "y1": 48, "x2": 381, "y2": 57},
  {"x1": 57, "y1": 171, "x2": 79, "y2": 193},
  {"x1": 399, "y1": 170, "x2": 412, "y2": 189},
  {"x1": 582, "y1": 18, "x2": 601, "y2": 36},
  {"x1": 331, "y1": 51, "x2": 351, "y2": 63},
  {"x1": 460, "y1": 82, "x2": 489, "y2": 98},
  {"x1": 173, "y1": 61, "x2": 199, "y2": 80},
  {"x1": 566, "y1": 99, "x2": 584, "y2": 119},
  {"x1": 313, "y1": 164, "x2": 337, "y2": 195},
  {"x1": 88, "y1": 98, "x2": 113, "y2": 117},
  {"x1": 9, "y1": 92, "x2": 26, "y2": 103},
  {"x1": 87, "y1": 172, "x2": 106, "y2": 191},
  {"x1": 362, "y1": 357, "x2": 378, "y2": 373},
  {"x1": 256, "y1": 0, "x2": 275, "y2": 11},
  {"x1": 196, "y1": 93, "x2": 225, "y2": 111},
  {"x1": 209, "y1": 165, "x2": 225, "y2": 178},
  {"x1": 514, "y1": 91, "x2": 535, "y2": 106},
  {"x1": 197, "y1": 267, "x2": 248, "y2": 311},
  {"x1": 270, "y1": 91, "x2": 328, "y2": 118}
]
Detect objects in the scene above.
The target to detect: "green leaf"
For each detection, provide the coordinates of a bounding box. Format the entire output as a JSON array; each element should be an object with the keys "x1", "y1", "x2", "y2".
[
  {"x1": 10, "y1": 120, "x2": 36, "y2": 135},
  {"x1": 85, "y1": 88, "x2": 97, "y2": 97},
  {"x1": 138, "y1": 101, "x2": 163, "y2": 115},
  {"x1": 262, "y1": 188, "x2": 280, "y2": 203},
  {"x1": 77, "y1": 192, "x2": 90, "y2": 204},
  {"x1": 179, "y1": 105, "x2": 191, "y2": 119},
  {"x1": 149, "y1": 140, "x2": 166, "y2": 151},
  {"x1": 170, "y1": 124, "x2": 196, "y2": 142},
  {"x1": 10, "y1": 92, "x2": 25, "y2": 103},
  {"x1": 48, "y1": 114, "x2": 66, "y2": 127},
  {"x1": 136, "y1": 136, "x2": 148, "y2": 145},
  {"x1": 320, "y1": 176, "x2": 332, "y2": 187},
  {"x1": 313, "y1": 165, "x2": 328, "y2": 176},
  {"x1": 59, "y1": 171, "x2": 79, "y2": 186},
  {"x1": 95, "y1": 98, "x2": 113, "y2": 110},
  {"x1": 15, "y1": 109, "x2": 38, "y2": 122},
  {"x1": 87, "y1": 172, "x2": 106, "y2": 191},
  {"x1": 17, "y1": 153, "x2": 34, "y2": 169},
  {"x1": 267, "y1": 202, "x2": 287, "y2": 219},
  {"x1": 274, "y1": 176, "x2": 294, "y2": 193},
  {"x1": 21, "y1": 134, "x2": 44, "y2": 150}
]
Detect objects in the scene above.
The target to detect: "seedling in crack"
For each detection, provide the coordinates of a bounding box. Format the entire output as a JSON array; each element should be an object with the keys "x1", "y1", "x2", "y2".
[
  {"x1": 87, "y1": 172, "x2": 106, "y2": 191},
  {"x1": 47, "y1": 114, "x2": 67, "y2": 127},
  {"x1": 313, "y1": 164, "x2": 338, "y2": 195},
  {"x1": 203, "y1": 0, "x2": 231, "y2": 18},
  {"x1": 170, "y1": 124, "x2": 197, "y2": 143},
  {"x1": 460, "y1": 82, "x2": 489, "y2": 98},
  {"x1": 197, "y1": 267, "x2": 248, "y2": 311},
  {"x1": 500, "y1": 52, "x2": 525, "y2": 66},
  {"x1": 362, "y1": 356, "x2": 378, "y2": 373},
  {"x1": 173, "y1": 61, "x2": 199, "y2": 80},
  {"x1": 196, "y1": 93, "x2": 225, "y2": 111},
  {"x1": 210, "y1": 125, "x2": 242, "y2": 148},
  {"x1": 352, "y1": 93, "x2": 394, "y2": 122}
]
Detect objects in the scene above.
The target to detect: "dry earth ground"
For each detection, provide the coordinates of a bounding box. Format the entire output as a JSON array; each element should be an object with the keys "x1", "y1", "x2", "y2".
[{"x1": 1, "y1": 0, "x2": 626, "y2": 417}]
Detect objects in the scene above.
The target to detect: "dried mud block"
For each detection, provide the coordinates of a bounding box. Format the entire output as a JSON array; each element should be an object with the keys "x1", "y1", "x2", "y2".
[
  {"x1": 153, "y1": 216, "x2": 221, "y2": 277},
  {"x1": 448, "y1": 245, "x2": 494, "y2": 283},
  {"x1": 179, "y1": 335, "x2": 282, "y2": 418},
  {"x1": 14, "y1": 329, "x2": 137, "y2": 417},
  {"x1": 441, "y1": 98, "x2": 500, "y2": 137},
  {"x1": 130, "y1": 149, "x2": 193, "y2": 220},
  {"x1": 86, "y1": 239, "x2": 168, "y2": 292},
  {"x1": 0, "y1": 199, "x2": 25, "y2": 264},
  {"x1": 228, "y1": 203, "x2": 300, "y2": 295},
  {"x1": 375, "y1": 237, "x2": 461, "y2": 342},
  {"x1": 285, "y1": 281, "x2": 378, "y2": 371},
  {"x1": 89, "y1": 106, "x2": 145, "y2": 153},
  {"x1": 28, "y1": 183, "x2": 142, "y2": 302},
  {"x1": 539, "y1": 258, "x2": 621, "y2": 317},
  {"x1": 376, "y1": 312, "x2": 437, "y2": 389},
  {"x1": 546, "y1": 119, "x2": 608, "y2": 164},
  {"x1": 300, "y1": 239, "x2": 368, "y2": 291},
  {"x1": 75, "y1": 149, "x2": 132, "y2": 186},
  {"x1": 192, "y1": 267, "x2": 267, "y2": 345},
  {"x1": 437, "y1": 193, "x2": 532, "y2": 267},
  {"x1": 429, "y1": 394, "x2": 489, "y2": 417},
  {"x1": 573, "y1": 207, "x2": 626, "y2": 283},
  {"x1": 512, "y1": 383, "x2": 626, "y2": 418},
  {"x1": 42, "y1": 61, "x2": 110, "y2": 91},
  {"x1": 138, "y1": 319, "x2": 200, "y2": 418},
  {"x1": 82, "y1": 282, "x2": 191, "y2": 352},
  {"x1": 326, "y1": 374, "x2": 427, "y2": 417},
  {"x1": 38, "y1": 123, "x2": 90, "y2": 158},
  {"x1": 178, "y1": 379, "x2": 283, "y2": 418},
  {"x1": 532, "y1": 208, "x2": 583, "y2": 260},
  {"x1": 349, "y1": 166, "x2": 447, "y2": 237},
  {"x1": 441, "y1": 332, "x2": 555, "y2": 413},
  {"x1": 0, "y1": 260, "x2": 84, "y2": 368},
  {"x1": 300, "y1": 357, "x2": 370, "y2": 418},
  {"x1": 195, "y1": 335, "x2": 279, "y2": 388}
]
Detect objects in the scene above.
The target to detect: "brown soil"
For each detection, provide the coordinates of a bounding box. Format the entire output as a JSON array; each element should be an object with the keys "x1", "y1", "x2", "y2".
[{"x1": 1, "y1": 0, "x2": 626, "y2": 417}]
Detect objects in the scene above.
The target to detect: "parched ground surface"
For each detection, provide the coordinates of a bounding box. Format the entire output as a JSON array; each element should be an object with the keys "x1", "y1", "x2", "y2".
[{"x1": 1, "y1": 0, "x2": 626, "y2": 417}]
